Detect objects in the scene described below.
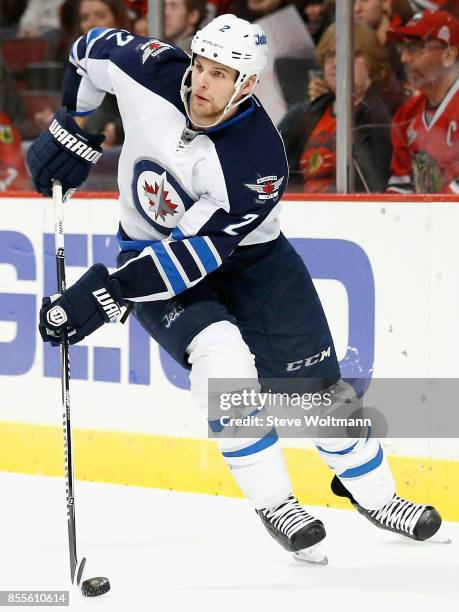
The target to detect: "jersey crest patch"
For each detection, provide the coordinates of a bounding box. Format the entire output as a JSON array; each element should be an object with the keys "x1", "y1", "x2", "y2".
[
  {"x1": 140, "y1": 39, "x2": 174, "y2": 64},
  {"x1": 244, "y1": 175, "x2": 284, "y2": 202},
  {"x1": 144, "y1": 177, "x2": 179, "y2": 221},
  {"x1": 132, "y1": 159, "x2": 193, "y2": 235}
]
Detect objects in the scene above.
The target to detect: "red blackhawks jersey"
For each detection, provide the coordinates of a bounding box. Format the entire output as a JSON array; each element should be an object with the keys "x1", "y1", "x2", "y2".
[{"x1": 387, "y1": 76, "x2": 459, "y2": 194}]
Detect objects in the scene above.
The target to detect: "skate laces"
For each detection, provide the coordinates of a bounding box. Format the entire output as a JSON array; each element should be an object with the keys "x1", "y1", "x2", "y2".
[
  {"x1": 263, "y1": 495, "x2": 317, "y2": 539},
  {"x1": 369, "y1": 495, "x2": 427, "y2": 535}
]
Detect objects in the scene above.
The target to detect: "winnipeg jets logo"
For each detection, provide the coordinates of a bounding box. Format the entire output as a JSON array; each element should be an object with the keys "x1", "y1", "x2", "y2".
[
  {"x1": 143, "y1": 174, "x2": 179, "y2": 221},
  {"x1": 133, "y1": 159, "x2": 192, "y2": 234},
  {"x1": 140, "y1": 39, "x2": 173, "y2": 64},
  {"x1": 244, "y1": 175, "x2": 284, "y2": 202}
]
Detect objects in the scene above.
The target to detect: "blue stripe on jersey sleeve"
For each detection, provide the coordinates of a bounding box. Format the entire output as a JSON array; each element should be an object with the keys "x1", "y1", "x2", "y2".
[
  {"x1": 69, "y1": 109, "x2": 97, "y2": 117},
  {"x1": 86, "y1": 27, "x2": 109, "y2": 45},
  {"x1": 189, "y1": 237, "x2": 219, "y2": 273},
  {"x1": 153, "y1": 242, "x2": 187, "y2": 294},
  {"x1": 171, "y1": 227, "x2": 186, "y2": 240},
  {"x1": 168, "y1": 240, "x2": 202, "y2": 282}
]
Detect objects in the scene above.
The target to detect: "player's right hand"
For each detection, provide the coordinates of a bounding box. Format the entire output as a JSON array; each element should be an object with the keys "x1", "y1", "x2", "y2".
[
  {"x1": 39, "y1": 263, "x2": 124, "y2": 346},
  {"x1": 26, "y1": 107, "x2": 105, "y2": 198}
]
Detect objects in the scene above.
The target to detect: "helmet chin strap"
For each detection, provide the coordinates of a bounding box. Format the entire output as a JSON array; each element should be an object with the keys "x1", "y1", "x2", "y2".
[{"x1": 180, "y1": 65, "x2": 255, "y2": 130}]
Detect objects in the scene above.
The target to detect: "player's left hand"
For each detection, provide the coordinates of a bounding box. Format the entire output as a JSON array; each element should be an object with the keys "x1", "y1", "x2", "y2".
[{"x1": 39, "y1": 263, "x2": 125, "y2": 346}]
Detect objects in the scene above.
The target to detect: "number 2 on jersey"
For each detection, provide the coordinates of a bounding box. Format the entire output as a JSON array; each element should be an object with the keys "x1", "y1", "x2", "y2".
[{"x1": 224, "y1": 214, "x2": 258, "y2": 236}]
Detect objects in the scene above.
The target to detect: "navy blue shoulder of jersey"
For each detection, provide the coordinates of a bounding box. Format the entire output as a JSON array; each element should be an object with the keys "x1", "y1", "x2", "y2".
[
  {"x1": 66, "y1": 28, "x2": 189, "y2": 115},
  {"x1": 207, "y1": 97, "x2": 289, "y2": 215}
]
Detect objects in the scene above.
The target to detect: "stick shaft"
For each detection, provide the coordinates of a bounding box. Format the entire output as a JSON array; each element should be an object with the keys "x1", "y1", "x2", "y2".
[{"x1": 52, "y1": 180, "x2": 78, "y2": 583}]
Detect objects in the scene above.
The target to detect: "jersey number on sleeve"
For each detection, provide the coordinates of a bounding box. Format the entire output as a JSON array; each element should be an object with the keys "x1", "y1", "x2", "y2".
[
  {"x1": 106, "y1": 31, "x2": 134, "y2": 46},
  {"x1": 223, "y1": 214, "x2": 259, "y2": 236}
]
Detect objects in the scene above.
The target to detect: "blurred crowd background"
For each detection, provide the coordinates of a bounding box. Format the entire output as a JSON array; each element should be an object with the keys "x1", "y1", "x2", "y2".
[{"x1": 0, "y1": 0, "x2": 458, "y2": 194}]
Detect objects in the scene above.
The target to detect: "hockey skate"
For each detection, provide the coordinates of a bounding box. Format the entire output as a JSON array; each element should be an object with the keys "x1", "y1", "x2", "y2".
[
  {"x1": 256, "y1": 495, "x2": 328, "y2": 564},
  {"x1": 331, "y1": 475, "x2": 450, "y2": 543}
]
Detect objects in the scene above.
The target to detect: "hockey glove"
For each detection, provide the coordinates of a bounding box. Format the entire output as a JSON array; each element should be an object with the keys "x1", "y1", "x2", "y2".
[
  {"x1": 39, "y1": 263, "x2": 125, "y2": 346},
  {"x1": 27, "y1": 107, "x2": 105, "y2": 198}
]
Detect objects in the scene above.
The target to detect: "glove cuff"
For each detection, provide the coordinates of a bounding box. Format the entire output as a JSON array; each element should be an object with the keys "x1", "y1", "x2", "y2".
[{"x1": 79, "y1": 263, "x2": 125, "y2": 323}]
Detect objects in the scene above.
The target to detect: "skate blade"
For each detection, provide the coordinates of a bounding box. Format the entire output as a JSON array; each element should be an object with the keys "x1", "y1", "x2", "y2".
[
  {"x1": 291, "y1": 543, "x2": 328, "y2": 565},
  {"x1": 424, "y1": 525, "x2": 453, "y2": 544},
  {"x1": 424, "y1": 533, "x2": 453, "y2": 544},
  {"x1": 399, "y1": 527, "x2": 452, "y2": 545}
]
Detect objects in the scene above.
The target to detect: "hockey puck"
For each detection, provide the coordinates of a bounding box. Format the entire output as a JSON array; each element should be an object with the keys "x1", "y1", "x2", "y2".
[{"x1": 81, "y1": 577, "x2": 110, "y2": 597}]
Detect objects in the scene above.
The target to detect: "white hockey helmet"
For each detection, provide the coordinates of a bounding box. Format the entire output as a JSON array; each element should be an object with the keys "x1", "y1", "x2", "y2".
[{"x1": 180, "y1": 14, "x2": 269, "y2": 128}]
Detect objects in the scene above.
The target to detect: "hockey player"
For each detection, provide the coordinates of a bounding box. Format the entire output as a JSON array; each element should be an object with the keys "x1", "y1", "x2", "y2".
[
  {"x1": 386, "y1": 10, "x2": 459, "y2": 193},
  {"x1": 28, "y1": 15, "x2": 443, "y2": 563}
]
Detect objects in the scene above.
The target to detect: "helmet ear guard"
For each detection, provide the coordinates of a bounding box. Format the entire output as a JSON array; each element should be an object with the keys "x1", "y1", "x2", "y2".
[{"x1": 179, "y1": 14, "x2": 268, "y2": 129}]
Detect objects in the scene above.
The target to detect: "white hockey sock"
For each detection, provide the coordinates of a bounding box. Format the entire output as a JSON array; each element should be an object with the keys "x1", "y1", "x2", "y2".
[
  {"x1": 187, "y1": 322, "x2": 293, "y2": 510},
  {"x1": 218, "y1": 437, "x2": 292, "y2": 510},
  {"x1": 316, "y1": 437, "x2": 395, "y2": 510}
]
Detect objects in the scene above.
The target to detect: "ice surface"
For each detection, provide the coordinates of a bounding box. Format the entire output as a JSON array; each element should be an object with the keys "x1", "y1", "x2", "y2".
[{"x1": 0, "y1": 472, "x2": 457, "y2": 611}]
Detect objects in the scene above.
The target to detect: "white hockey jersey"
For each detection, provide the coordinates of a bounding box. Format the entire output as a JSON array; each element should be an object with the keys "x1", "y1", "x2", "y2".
[{"x1": 64, "y1": 27, "x2": 288, "y2": 302}]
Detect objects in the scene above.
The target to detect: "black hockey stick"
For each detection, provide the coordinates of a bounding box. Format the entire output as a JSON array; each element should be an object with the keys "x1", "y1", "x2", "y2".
[
  {"x1": 52, "y1": 180, "x2": 86, "y2": 587},
  {"x1": 52, "y1": 181, "x2": 111, "y2": 597}
]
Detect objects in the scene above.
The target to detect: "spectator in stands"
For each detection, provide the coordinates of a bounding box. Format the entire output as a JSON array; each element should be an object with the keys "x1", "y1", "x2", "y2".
[
  {"x1": 353, "y1": 0, "x2": 415, "y2": 45},
  {"x1": 410, "y1": 0, "x2": 448, "y2": 10},
  {"x1": 279, "y1": 23, "x2": 394, "y2": 193},
  {"x1": 18, "y1": 0, "x2": 64, "y2": 38},
  {"x1": 36, "y1": 0, "x2": 129, "y2": 137},
  {"x1": 444, "y1": 1, "x2": 459, "y2": 19},
  {"x1": 76, "y1": 0, "x2": 131, "y2": 34},
  {"x1": 123, "y1": 0, "x2": 147, "y2": 22},
  {"x1": 0, "y1": 53, "x2": 35, "y2": 139},
  {"x1": 354, "y1": 0, "x2": 392, "y2": 44},
  {"x1": 76, "y1": 0, "x2": 129, "y2": 138},
  {"x1": 124, "y1": 1, "x2": 151, "y2": 36},
  {"x1": 354, "y1": 0, "x2": 414, "y2": 82},
  {"x1": 0, "y1": 112, "x2": 30, "y2": 190},
  {"x1": 386, "y1": 10, "x2": 459, "y2": 193},
  {"x1": 409, "y1": 0, "x2": 459, "y2": 17},
  {"x1": 133, "y1": 15, "x2": 149, "y2": 35},
  {"x1": 216, "y1": 0, "x2": 297, "y2": 23},
  {"x1": 0, "y1": 0, "x2": 28, "y2": 41},
  {"x1": 303, "y1": 1, "x2": 327, "y2": 44},
  {"x1": 309, "y1": 0, "x2": 413, "y2": 102},
  {"x1": 164, "y1": 0, "x2": 207, "y2": 51}
]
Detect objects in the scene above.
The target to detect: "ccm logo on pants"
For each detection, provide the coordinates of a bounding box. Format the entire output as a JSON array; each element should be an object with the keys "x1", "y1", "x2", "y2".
[{"x1": 286, "y1": 346, "x2": 331, "y2": 372}]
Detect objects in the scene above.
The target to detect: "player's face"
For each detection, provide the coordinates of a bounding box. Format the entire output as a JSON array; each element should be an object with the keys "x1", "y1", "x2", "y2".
[
  {"x1": 399, "y1": 38, "x2": 452, "y2": 89},
  {"x1": 79, "y1": 0, "x2": 117, "y2": 33},
  {"x1": 189, "y1": 56, "x2": 241, "y2": 127}
]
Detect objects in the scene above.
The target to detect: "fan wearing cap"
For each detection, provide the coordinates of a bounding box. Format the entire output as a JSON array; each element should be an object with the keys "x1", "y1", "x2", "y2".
[{"x1": 386, "y1": 10, "x2": 459, "y2": 193}]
